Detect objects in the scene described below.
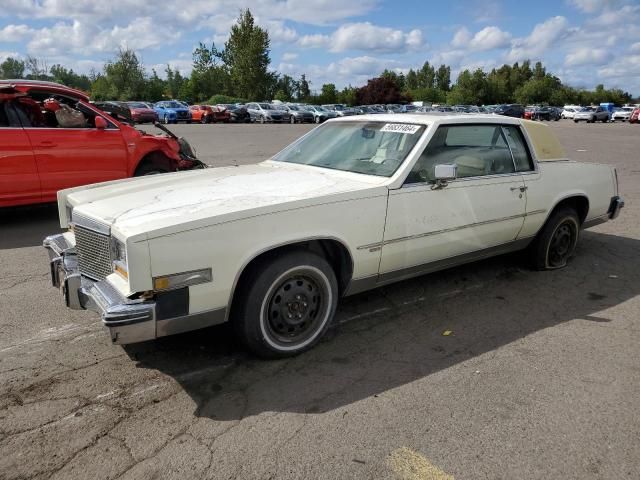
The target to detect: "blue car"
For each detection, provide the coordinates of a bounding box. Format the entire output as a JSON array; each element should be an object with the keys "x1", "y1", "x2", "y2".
[{"x1": 154, "y1": 100, "x2": 192, "y2": 124}]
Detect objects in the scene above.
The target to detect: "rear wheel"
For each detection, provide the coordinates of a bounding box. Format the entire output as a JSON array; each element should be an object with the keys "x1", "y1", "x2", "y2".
[
  {"x1": 233, "y1": 250, "x2": 338, "y2": 358},
  {"x1": 200, "y1": 115, "x2": 208, "y2": 124},
  {"x1": 529, "y1": 207, "x2": 580, "y2": 270},
  {"x1": 260, "y1": 115, "x2": 266, "y2": 124}
]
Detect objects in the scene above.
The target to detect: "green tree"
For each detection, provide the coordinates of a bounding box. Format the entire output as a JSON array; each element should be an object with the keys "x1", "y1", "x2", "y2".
[
  {"x1": 191, "y1": 42, "x2": 227, "y2": 101},
  {"x1": 296, "y1": 74, "x2": 311, "y2": 100},
  {"x1": 143, "y1": 69, "x2": 166, "y2": 101},
  {"x1": 0, "y1": 57, "x2": 25, "y2": 79},
  {"x1": 417, "y1": 61, "x2": 435, "y2": 89},
  {"x1": 50, "y1": 64, "x2": 91, "y2": 90},
  {"x1": 435, "y1": 64, "x2": 451, "y2": 92},
  {"x1": 319, "y1": 83, "x2": 338, "y2": 104},
  {"x1": 102, "y1": 48, "x2": 146, "y2": 100},
  {"x1": 165, "y1": 65, "x2": 186, "y2": 98},
  {"x1": 405, "y1": 69, "x2": 418, "y2": 90},
  {"x1": 220, "y1": 9, "x2": 271, "y2": 100},
  {"x1": 25, "y1": 56, "x2": 50, "y2": 80}
]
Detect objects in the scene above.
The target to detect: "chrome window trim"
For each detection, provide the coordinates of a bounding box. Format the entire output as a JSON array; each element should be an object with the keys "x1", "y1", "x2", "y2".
[{"x1": 402, "y1": 122, "x2": 536, "y2": 187}]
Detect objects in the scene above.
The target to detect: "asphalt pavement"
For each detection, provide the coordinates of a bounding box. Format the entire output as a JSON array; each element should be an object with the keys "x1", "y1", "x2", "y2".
[{"x1": 0, "y1": 120, "x2": 638, "y2": 480}]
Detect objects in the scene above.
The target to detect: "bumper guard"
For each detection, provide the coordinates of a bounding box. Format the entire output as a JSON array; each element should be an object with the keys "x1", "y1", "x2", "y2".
[{"x1": 43, "y1": 233, "x2": 156, "y2": 344}]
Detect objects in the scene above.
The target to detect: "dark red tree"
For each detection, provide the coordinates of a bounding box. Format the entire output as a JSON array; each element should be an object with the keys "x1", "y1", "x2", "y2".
[{"x1": 355, "y1": 76, "x2": 410, "y2": 105}]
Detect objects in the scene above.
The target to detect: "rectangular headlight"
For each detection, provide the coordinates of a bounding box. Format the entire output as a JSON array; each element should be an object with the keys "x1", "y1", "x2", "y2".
[{"x1": 153, "y1": 268, "x2": 212, "y2": 292}]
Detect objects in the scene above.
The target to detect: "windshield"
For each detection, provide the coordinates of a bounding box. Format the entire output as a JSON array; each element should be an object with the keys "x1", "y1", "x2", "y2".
[
  {"x1": 259, "y1": 103, "x2": 272, "y2": 109},
  {"x1": 165, "y1": 101, "x2": 184, "y2": 108},
  {"x1": 128, "y1": 102, "x2": 147, "y2": 108},
  {"x1": 580, "y1": 107, "x2": 594, "y2": 112},
  {"x1": 272, "y1": 121, "x2": 426, "y2": 177}
]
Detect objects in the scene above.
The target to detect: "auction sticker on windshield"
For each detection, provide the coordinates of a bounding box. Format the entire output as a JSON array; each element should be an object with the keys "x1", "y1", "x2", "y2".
[{"x1": 380, "y1": 123, "x2": 421, "y2": 134}]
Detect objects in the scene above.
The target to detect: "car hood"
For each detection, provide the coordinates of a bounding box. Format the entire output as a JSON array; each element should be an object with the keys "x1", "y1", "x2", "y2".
[
  {"x1": 66, "y1": 162, "x2": 388, "y2": 240},
  {"x1": 131, "y1": 108, "x2": 155, "y2": 114}
]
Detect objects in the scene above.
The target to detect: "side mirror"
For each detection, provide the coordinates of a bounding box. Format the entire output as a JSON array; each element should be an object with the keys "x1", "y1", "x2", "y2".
[
  {"x1": 95, "y1": 116, "x2": 107, "y2": 130},
  {"x1": 432, "y1": 164, "x2": 457, "y2": 189}
]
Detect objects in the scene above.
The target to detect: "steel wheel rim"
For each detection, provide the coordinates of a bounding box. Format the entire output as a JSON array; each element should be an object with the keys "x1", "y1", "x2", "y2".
[
  {"x1": 548, "y1": 221, "x2": 576, "y2": 267},
  {"x1": 260, "y1": 267, "x2": 331, "y2": 349}
]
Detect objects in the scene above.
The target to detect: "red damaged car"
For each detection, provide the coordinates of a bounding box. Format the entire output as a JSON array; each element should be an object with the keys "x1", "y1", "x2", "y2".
[
  {"x1": 0, "y1": 80, "x2": 204, "y2": 208},
  {"x1": 189, "y1": 104, "x2": 231, "y2": 123}
]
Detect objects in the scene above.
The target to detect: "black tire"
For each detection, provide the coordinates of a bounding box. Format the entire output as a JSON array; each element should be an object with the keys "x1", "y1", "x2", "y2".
[
  {"x1": 314, "y1": 116, "x2": 321, "y2": 124},
  {"x1": 200, "y1": 115, "x2": 208, "y2": 124},
  {"x1": 290, "y1": 115, "x2": 296, "y2": 124},
  {"x1": 186, "y1": 120, "x2": 192, "y2": 124},
  {"x1": 134, "y1": 163, "x2": 170, "y2": 176},
  {"x1": 260, "y1": 115, "x2": 266, "y2": 124},
  {"x1": 529, "y1": 207, "x2": 580, "y2": 270},
  {"x1": 233, "y1": 250, "x2": 338, "y2": 358},
  {"x1": 574, "y1": 119, "x2": 578, "y2": 123}
]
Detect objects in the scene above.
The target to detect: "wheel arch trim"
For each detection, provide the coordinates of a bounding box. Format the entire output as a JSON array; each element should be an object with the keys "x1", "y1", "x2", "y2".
[{"x1": 225, "y1": 235, "x2": 355, "y2": 323}]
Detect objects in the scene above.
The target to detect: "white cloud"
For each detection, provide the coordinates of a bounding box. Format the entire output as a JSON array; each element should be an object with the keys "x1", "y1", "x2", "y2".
[
  {"x1": 566, "y1": 0, "x2": 620, "y2": 13},
  {"x1": 0, "y1": 51, "x2": 21, "y2": 63},
  {"x1": 0, "y1": 24, "x2": 34, "y2": 42},
  {"x1": 472, "y1": 26, "x2": 512, "y2": 50},
  {"x1": 451, "y1": 28, "x2": 472, "y2": 48},
  {"x1": 299, "y1": 22, "x2": 424, "y2": 53},
  {"x1": 452, "y1": 26, "x2": 511, "y2": 51},
  {"x1": 282, "y1": 52, "x2": 298, "y2": 62},
  {"x1": 565, "y1": 47, "x2": 612, "y2": 66},
  {"x1": 630, "y1": 42, "x2": 640, "y2": 53},
  {"x1": 506, "y1": 16, "x2": 569, "y2": 62},
  {"x1": 264, "y1": 20, "x2": 298, "y2": 44},
  {"x1": 1, "y1": 0, "x2": 379, "y2": 26}
]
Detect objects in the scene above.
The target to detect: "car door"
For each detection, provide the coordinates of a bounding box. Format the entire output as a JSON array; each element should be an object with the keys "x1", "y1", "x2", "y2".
[
  {"x1": 379, "y1": 123, "x2": 527, "y2": 281},
  {"x1": 0, "y1": 98, "x2": 41, "y2": 207},
  {"x1": 24, "y1": 102, "x2": 128, "y2": 201}
]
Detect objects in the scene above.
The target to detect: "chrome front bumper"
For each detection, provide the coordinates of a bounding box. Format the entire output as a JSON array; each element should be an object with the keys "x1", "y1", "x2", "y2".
[{"x1": 43, "y1": 233, "x2": 156, "y2": 345}]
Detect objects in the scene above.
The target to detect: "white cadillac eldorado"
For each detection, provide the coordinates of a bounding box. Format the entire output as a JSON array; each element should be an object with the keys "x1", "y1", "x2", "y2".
[{"x1": 44, "y1": 114, "x2": 624, "y2": 357}]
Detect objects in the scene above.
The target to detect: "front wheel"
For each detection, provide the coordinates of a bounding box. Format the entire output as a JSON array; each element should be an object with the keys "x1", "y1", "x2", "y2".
[
  {"x1": 290, "y1": 115, "x2": 296, "y2": 124},
  {"x1": 260, "y1": 115, "x2": 266, "y2": 124},
  {"x1": 233, "y1": 250, "x2": 338, "y2": 358},
  {"x1": 314, "y1": 116, "x2": 320, "y2": 124},
  {"x1": 163, "y1": 115, "x2": 170, "y2": 124},
  {"x1": 529, "y1": 208, "x2": 580, "y2": 270}
]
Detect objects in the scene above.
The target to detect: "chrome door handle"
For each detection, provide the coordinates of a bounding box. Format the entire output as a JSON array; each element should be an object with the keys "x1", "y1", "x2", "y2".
[{"x1": 511, "y1": 186, "x2": 528, "y2": 192}]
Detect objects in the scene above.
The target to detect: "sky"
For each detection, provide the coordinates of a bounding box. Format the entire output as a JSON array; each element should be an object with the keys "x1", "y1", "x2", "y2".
[{"x1": 1, "y1": 0, "x2": 639, "y2": 95}]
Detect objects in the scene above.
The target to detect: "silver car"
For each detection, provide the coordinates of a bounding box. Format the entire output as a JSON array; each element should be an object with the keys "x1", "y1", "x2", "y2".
[
  {"x1": 303, "y1": 105, "x2": 339, "y2": 123},
  {"x1": 277, "y1": 104, "x2": 315, "y2": 123},
  {"x1": 573, "y1": 106, "x2": 609, "y2": 123},
  {"x1": 246, "y1": 102, "x2": 290, "y2": 123},
  {"x1": 322, "y1": 104, "x2": 357, "y2": 117}
]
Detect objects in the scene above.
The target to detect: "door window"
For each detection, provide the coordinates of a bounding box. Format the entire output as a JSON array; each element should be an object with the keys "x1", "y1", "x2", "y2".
[
  {"x1": 502, "y1": 126, "x2": 534, "y2": 171},
  {"x1": 406, "y1": 124, "x2": 515, "y2": 184}
]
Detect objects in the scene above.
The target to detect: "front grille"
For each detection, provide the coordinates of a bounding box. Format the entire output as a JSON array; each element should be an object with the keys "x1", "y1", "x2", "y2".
[
  {"x1": 177, "y1": 111, "x2": 188, "y2": 118},
  {"x1": 75, "y1": 226, "x2": 112, "y2": 280}
]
